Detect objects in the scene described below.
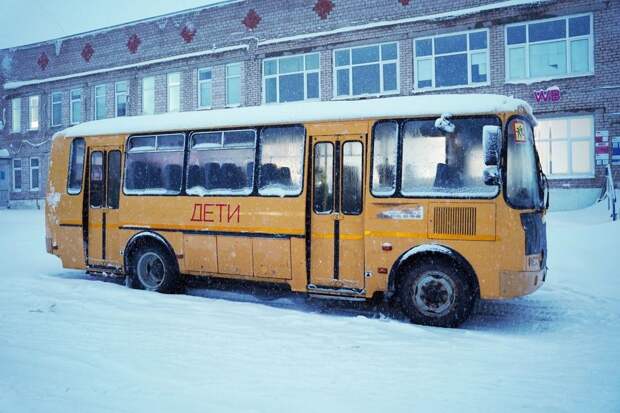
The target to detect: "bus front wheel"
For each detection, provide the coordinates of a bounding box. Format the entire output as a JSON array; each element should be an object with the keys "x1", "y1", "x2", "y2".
[
  {"x1": 127, "y1": 245, "x2": 182, "y2": 293},
  {"x1": 398, "y1": 259, "x2": 475, "y2": 328}
]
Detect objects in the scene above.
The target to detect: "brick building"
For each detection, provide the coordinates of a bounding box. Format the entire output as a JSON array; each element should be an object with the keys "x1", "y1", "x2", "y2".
[{"x1": 0, "y1": 0, "x2": 618, "y2": 209}]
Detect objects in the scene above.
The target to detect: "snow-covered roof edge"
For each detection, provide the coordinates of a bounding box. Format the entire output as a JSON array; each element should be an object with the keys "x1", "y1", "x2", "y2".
[
  {"x1": 257, "y1": 0, "x2": 553, "y2": 46},
  {"x1": 1, "y1": 0, "x2": 244, "y2": 51},
  {"x1": 4, "y1": 44, "x2": 249, "y2": 90},
  {"x1": 55, "y1": 94, "x2": 535, "y2": 139}
]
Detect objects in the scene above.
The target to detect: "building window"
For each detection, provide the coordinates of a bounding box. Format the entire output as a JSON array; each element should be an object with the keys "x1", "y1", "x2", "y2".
[
  {"x1": 94, "y1": 85, "x2": 106, "y2": 120},
  {"x1": 11, "y1": 98, "x2": 21, "y2": 133},
  {"x1": 12, "y1": 159, "x2": 22, "y2": 191},
  {"x1": 30, "y1": 157, "x2": 40, "y2": 191},
  {"x1": 226, "y1": 62, "x2": 241, "y2": 106},
  {"x1": 51, "y1": 92, "x2": 62, "y2": 126},
  {"x1": 167, "y1": 72, "x2": 181, "y2": 113},
  {"x1": 263, "y1": 53, "x2": 320, "y2": 104},
  {"x1": 115, "y1": 81, "x2": 129, "y2": 117},
  {"x1": 414, "y1": 30, "x2": 489, "y2": 90},
  {"x1": 534, "y1": 115, "x2": 594, "y2": 178},
  {"x1": 142, "y1": 76, "x2": 155, "y2": 115},
  {"x1": 506, "y1": 14, "x2": 593, "y2": 81},
  {"x1": 334, "y1": 42, "x2": 399, "y2": 98},
  {"x1": 198, "y1": 68, "x2": 212, "y2": 109},
  {"x1": 28, "y1": 95, "x2": 40, "y2": 130},
  {"x1": 70, "y1": 89, "x2": 82, "y2": 125}
]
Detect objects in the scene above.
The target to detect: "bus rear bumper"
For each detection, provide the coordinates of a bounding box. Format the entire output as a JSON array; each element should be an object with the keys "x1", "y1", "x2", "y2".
[{"x1": 499, "y1": 268, "x2": 546, "y2": 298}]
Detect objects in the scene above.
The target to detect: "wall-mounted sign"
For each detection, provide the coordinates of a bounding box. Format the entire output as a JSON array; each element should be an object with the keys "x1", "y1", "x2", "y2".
[
  {"x1": 534, "y1": 86, "x2": 561, "y2": 103},
  {"x1": 612, "y1": 136, "x2": 620, "y2": 166},
  {"x1": 595, "y1": 130, "x2": 610, "y2": 166}
]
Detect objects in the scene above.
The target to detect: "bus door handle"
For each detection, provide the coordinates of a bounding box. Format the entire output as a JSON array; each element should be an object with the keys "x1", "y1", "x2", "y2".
[{"x1": 332, "y1": 212, "x2": 343, "y2": 221}]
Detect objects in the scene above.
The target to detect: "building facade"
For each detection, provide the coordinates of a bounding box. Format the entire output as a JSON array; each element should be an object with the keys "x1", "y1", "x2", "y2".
[{"x1": 0, "y1": 0, "x2": 618, "y2": 209}]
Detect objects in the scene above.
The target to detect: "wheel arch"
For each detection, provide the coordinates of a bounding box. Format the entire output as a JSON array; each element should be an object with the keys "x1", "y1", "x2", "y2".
[
  {"x1": 123, "y1": 231, "x2": 179, "y2": 274},
  {"x1": 387, "y1": 244, "x2": 479, "y2": 297}
]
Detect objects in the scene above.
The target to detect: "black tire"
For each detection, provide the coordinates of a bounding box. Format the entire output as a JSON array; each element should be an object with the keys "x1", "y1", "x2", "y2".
[
  {"x1": 127, "y1": 244, "x2": 182, "y2": 293},
  {"x1": 398, "y1": 258, "x2": 475, "y2": 328}
]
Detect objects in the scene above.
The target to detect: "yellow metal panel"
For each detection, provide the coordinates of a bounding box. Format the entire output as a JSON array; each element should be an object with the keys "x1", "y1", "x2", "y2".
[
  {"x1": 217, "y1": 236, "x2": 253, "y2": 276},
  {"x1": 252, "y1": 238, "x2": 291, "y2": 279},
  {"x1": 184, "y1": 234, "x2": 218, "y2": 274}
]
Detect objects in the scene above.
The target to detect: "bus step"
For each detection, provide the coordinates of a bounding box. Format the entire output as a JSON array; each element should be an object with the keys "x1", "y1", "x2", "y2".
[{"x1": 307, "y1": 284, "x2": 366, "y2": 300}]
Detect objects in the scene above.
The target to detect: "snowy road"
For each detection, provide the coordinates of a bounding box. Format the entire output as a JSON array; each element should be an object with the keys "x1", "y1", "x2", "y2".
[{"x1": 1, "y1": 205, "x2": 619, "y2": 412}]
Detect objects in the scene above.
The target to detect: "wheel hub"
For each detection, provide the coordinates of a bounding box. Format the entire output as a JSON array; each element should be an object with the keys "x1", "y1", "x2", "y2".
[
  {"x1": 413, "y1": 272, "x2": 456, "y2": 317},
  {"x1": 136, "y1": 252, "x2": 166, "y2": 290}
]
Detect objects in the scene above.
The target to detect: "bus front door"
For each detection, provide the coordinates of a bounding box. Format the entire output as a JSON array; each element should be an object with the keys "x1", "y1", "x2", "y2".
[
  {"x1": 86, "y1": 147, "x2": 123, "y2": 270},
  {"x1": 310, "y1": 136, "x2": 365, "y2": 292}
]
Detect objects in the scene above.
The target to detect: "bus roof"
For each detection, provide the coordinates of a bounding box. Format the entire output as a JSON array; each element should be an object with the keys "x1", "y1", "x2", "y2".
[{"x1": 56, "y1": 94, "x2": 534, "y2": 139}]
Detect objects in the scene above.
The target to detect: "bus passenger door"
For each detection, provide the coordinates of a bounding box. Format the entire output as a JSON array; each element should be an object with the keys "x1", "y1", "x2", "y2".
[
  {"x1": 87, "y1": 147, "x2": 123, "y2": 269},
  {"x1": 310, "y1": 136, "x2": 365, "y2": 292}
]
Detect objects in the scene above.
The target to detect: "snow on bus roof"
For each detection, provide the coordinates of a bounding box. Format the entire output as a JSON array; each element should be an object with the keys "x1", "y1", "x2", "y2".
[{"x1": 56, "y1": 94, "x2": 534, "y2": 139}]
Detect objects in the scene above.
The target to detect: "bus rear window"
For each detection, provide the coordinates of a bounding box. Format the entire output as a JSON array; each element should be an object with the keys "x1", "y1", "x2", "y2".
[
  {"x1": 258, "y1": 126, "x2": 305, "y2": 196},
  {"x1": 124, "y1": 133, "x2": 185, "y2": 195},
  {"x1": 187, "y1": 129, "x2": 256, "y2": 196},
  {"x1": 67, "y1": 138, "x2": 85, "y2": 194}
]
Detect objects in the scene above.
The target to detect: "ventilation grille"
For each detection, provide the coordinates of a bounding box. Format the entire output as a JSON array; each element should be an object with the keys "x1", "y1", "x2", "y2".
[{"x1": 433, "y1": 207, "x2": 477, "y2": 236}]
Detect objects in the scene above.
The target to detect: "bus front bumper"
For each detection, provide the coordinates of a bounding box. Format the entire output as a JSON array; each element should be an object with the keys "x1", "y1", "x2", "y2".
[{"x1": 499, "y1": 268, "x2": 546, "y2": 298}]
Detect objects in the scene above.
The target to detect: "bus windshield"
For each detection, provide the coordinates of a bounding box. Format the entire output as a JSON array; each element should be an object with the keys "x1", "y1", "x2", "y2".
[{"x1": 505, "y1": 117, "x2": 544, "y2": 210}]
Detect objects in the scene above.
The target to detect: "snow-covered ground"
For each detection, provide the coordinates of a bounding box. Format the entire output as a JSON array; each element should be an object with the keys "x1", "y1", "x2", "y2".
[{"x1": 1, "y1": 202, "x2": 619, "y2": 412}]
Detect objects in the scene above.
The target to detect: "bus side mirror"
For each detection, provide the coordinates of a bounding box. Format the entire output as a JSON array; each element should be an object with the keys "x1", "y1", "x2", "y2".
[
  {"x1": 483, "y1": 166, "x2": 500, "y2": 186},
  {"x1": 483, "y1": 125, "x2": 502, "y2": 166}
]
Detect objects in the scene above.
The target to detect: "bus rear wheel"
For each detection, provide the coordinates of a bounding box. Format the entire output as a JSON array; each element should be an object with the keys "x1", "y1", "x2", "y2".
[
  {"x1": 128, "y1": 245, "x2": 181, "y2": 293},
  {"x1": 398, "y1": 259, "x2": 475, "y2": 328}
]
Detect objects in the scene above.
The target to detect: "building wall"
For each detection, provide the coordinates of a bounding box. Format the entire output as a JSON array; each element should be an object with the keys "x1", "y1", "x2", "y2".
[{"x1": 0, "y1": 0, "x2": 619, "y2": 208}]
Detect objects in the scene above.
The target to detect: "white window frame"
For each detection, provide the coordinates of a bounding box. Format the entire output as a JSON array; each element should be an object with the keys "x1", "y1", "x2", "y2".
[
  {"x1": 262, "y1": 52, "x2": 321, "y2": 104},
  {"x1": 115, "y1": 81, "x2": 129, "y2": 117},
  {"x1": 226, "y1": 62, "x2": 241, "y2": 107},
  {"x1": 50, "y1": 91, "x2": 63, "y2": 127},
  {"x1": 70, "y1": 89, "x2": 82, "y2": 125},
  {"x1": 12, "y1": 159, "x2": 22, "y2": 192},
  {"x1": 413, "y1": 29, "x2": 490, "y2": 91},
  {"x1": 11, "y1": 97, "x2": 21, "y2": 133},
  {"x1": 197, "y1": 68, "x2": 213, "y2": 109},
  {"x1": 332, "y1": 42, "x2": 400, "y2": 99},
  {"x1": 167, "y1": 72, "x2": 181, "y2": 113},
  {"x1": 535, "y1": 115, "x2": 595, "y2": 179},
  {"x1": 94, "y1": 84, "x2": 107, "y2": 120},
  {"x1": 29, "y1": 157, "x2": 40, "y2": 191},
  {"x1": 505, "y1": 13, "x2": 594, "y2": 82},
  {"x1": 142, "y1": 76, "x2": 155, "y2": 115},
  {"x1": 28, "y1": 95, "x2": 40, "y2": 130}
]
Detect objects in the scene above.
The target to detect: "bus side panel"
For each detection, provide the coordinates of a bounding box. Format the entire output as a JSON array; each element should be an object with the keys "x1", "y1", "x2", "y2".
[
  {"x1": 46, "y1": 137, "x2": 86, "y2": 270},
  {"x1": 253, "y1": 238, "x2": 291, "y2": 279},
  {"x1": 183, "y1": 234, "x2": 218, "y2": 274}
]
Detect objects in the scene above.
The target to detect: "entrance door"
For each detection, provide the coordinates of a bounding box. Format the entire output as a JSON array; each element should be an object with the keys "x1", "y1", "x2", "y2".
[
  {"x1": 87, "y1": 147, "x2": 123, "y2": 269},
  {"x1": 310, "y1": 135, "x2": 365, "y2": 290},
  {"x1": 0, "y1": 161, "x2": 9, "y2": 208}
]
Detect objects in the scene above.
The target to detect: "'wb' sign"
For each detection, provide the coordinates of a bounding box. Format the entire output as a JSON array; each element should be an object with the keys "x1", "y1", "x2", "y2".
[{"x1": 534, "y1": 86, "x2": 561, "y2": 103}]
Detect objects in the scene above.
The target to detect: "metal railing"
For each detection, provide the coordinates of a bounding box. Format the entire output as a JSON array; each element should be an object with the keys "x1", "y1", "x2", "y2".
[{"x1": 598, "y1": 164, "x2": 617, "y2": 221}]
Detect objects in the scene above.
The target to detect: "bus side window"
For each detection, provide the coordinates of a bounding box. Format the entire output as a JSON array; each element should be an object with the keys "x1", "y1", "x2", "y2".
[
  {"x1": 124, "y1": 134, "x2": 184, "y2": 195},
  {"x1": 342, "y1": 141, "x2": 363, "y2": 214},
  {"x1": 90, "y1": 151, "x2": 104, "y2": 208},
  {"x1": 67, "y1": 138, "x2": 85, "y2": 194},
  {"x1": 258, "y1": 126, "x2": 305, "y2": 197},
  {"x1": 313, "y1": 142, "x2": 334, "y2": 213},
  {"x1": 186, "y1": 130, "x2": 256, "y2": 196},
  {"x1": 371, "y1": 121, "x2": 398, "y2": 196},
  {"x1": 107, "y1": 151, "x2": 121, "y2": 209}
]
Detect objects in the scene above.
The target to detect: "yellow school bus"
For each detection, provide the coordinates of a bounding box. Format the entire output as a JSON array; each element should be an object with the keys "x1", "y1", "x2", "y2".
[{"x1": 46, "y1": 94, "x2": 548, "y2": 327}]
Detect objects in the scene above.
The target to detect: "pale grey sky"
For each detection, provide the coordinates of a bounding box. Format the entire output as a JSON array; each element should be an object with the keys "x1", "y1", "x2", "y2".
[{"x1": 0, "y1": 0, "x2": 231, "y2": 49}]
